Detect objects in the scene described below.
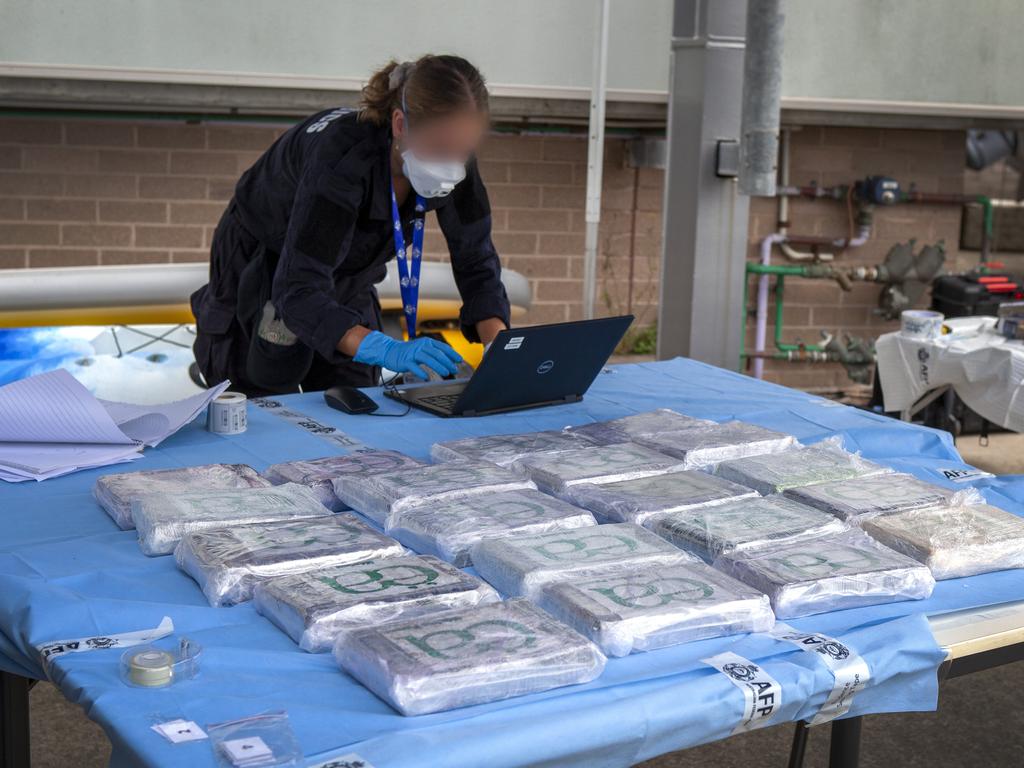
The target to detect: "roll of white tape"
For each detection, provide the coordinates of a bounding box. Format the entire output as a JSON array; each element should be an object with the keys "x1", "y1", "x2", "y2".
[
  {"x1": 207, "y1": 391, "x2": 247, "y2": 435},
  {"x1": 901, "y1": 309, "x2": 944, "y2": 339},
  {"x1": 127, "y1": 649, "x2": 175, "y2": 687}
]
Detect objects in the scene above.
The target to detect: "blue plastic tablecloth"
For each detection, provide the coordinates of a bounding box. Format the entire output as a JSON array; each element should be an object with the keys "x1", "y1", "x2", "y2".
[{"x1": 3, "y1": 358, "x2": 1024, "y2": 768}]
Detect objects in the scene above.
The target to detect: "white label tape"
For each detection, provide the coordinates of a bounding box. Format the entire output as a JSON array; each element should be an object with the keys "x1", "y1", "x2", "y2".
[
  {"x1": 934, "y1": 465, "x2": 993, "y2": 484},
  {"x1": 768, "y1": 622, "x2": 870, "y2": 725},
  {"x1": 37, "y1": 616, "x2": 174, "y2": 666},
  {"x1": 251, "y1": 398, "x2": 368, "y2": 449},
  {"x1": 702, "y1": 651, "x2": 782, "y2": 734}
]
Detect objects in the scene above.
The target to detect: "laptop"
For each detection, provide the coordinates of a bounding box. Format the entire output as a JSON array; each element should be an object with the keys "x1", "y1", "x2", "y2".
[{"x1": 385, "y1": 315, "x2": 633, "y2": 417}]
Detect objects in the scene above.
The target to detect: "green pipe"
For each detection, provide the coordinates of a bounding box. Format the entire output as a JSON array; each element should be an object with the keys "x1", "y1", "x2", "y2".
[
  {"x1": 773, "y1": 275, "x2": 826, "y2": 353},
  {"x1": 740, "y1": 262, "x2": 828, "y2": 364},
  {"x1": 976, "y1": 195, "x2": 994, "y2": 239},
  {"x1": 746, "y1": 263, "x2": 809, "y2": 277}
]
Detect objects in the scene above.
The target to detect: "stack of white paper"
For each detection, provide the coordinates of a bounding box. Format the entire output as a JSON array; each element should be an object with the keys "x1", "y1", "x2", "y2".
[{"x1": 0, "y1": 369, "x2": 228, "y2": 482}]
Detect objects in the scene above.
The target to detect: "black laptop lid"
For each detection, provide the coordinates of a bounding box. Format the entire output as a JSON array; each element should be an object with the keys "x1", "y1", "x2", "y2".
[{"x1": 453, "y1": 315, "x2": 633, "y2": 414}]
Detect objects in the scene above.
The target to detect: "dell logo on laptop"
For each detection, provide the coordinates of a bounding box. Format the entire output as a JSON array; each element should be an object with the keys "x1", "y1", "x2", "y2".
[{"x1": 537, "y1": 360, "x2": 555, "y2": 374}]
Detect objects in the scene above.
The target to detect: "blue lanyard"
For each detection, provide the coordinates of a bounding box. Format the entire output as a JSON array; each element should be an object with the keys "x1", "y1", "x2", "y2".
[{"x1": 390, "y1": 178, "x2": 426, "y2": 339}]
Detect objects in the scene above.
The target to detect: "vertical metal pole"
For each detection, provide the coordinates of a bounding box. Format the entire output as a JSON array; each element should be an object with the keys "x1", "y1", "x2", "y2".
[
  {"x1": 828, "y1": 716, "x2": 863, "y2": 768},
  {"x1": 656, "y1": 0, "x2": 750, "y2": 366},
  {"x1": 582, "y1": 0, "x2": 610, "y2": 320},
  {"x1": 739, "y1": 0, "x2": 785, "y2": 197},
  {"x1": 1, "y1": 671, "x2": 32, "y2": 768}
]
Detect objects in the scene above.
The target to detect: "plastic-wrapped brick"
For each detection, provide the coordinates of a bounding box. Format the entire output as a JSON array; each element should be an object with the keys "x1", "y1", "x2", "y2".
[
  {"x1": 861, "y1": 503, "x2": 1024, "y2": 579},
  {"x1": 562, "y1": 470, "x2": 758, "y2": 525},
  {"x1": 333, "y1": 598, "x2": 606, "y2": 715},
  {"x1": 470, "y1": 522, "x2": 697, "y2": 599},
  {"x1": 174, "y1": 513, "x2": 405, "y2": 606},
  {"x1": 565, "y1": 409, "x2": 714, "y2": 445},
  {"x1": 512, "y1": 442, "x2": 687, "y2": 496},
  {"x1": 538, "y1": 561, "x2": 774, "y2": 657},
  {"x1": 262, "y1": 450, "x2": 424, "y2": 511},
  {"x1": 430, "y1": 430, "x2": 597, "y2": 467},
  {"x1": 783, "y1": 472, "x2": 955, "y2": 521},
  {"x1": 713, "y1": 442, "x2": 890, "y2": 496},
  {"x1": 133, "y1": 483, "x2": 330, "y2": 556},
  {"x1": 633, "y1": 421, "x2": 797, "y2": 469},
  {"x1": 254, "y1": 554, "x2": 500, "y2": 652},
  {"x1": 647, "y1": 495, "x2": 847, "y2": 562},
  {"x1": 713, "y1": 528, "x2": 935, "y2": 619},
  {"x1": 331, "y1": 462, "x2": 536, "y2": 529},
  {"x1": 94, "y1": 463, "x2": 270, "y2": 530},
  {"x1": 387, "y1": 489, "x2": 596, "y2": 567}
]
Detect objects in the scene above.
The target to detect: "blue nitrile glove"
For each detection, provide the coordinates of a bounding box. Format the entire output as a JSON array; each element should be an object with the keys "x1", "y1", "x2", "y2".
[{"x1": 353, "y1": 331, "x2": 463, "y2": 381}]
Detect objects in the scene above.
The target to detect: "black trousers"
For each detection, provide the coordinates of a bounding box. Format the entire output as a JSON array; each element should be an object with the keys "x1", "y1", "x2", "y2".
[{"x1": 191, "y1": 204, "x2": 381, "y2": 397}]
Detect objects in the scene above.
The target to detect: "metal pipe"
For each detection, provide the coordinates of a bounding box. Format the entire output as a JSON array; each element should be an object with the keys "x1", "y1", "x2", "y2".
[
  {"x1": 581, "y1": 0, "x2": 611, "y2": 320},
  {"x1": 774, "y1": 274, "x2": 825, "y2": 353},
  {"x1": 739, "y1": 0, "x2": 785, "y2": 196},
  {"x1": 753, "y1": 233, "x2": 786, "y2": 378}
]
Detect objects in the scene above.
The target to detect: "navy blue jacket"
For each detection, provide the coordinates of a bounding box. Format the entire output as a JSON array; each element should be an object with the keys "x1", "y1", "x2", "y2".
[{"x1": 212, "y1": 108, "x2": 510, "y2": 363}]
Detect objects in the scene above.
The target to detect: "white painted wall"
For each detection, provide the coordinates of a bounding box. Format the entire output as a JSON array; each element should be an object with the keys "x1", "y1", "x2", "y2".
[{"x1": 2, "y1": 0, "x2": 1023, "y2": 112}]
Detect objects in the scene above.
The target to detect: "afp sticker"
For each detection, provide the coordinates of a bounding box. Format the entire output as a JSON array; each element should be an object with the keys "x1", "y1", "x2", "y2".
[
  {"x1": 768, "y1": 623, "x2": 870, "y2": 724},
  {"x1": 702, "y1": 651, "x2": 782, "y2": 733},
  {"x1": 934, "y1": 466, "x2": 993, "y2": 484}
]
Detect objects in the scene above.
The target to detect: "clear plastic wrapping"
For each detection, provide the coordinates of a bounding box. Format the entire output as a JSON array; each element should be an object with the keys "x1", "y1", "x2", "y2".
[
  {"x1": 538, "y1": 561, "x2": 774, "y2": 657},
  {"x1": 784, "y1": 472, "x2": 956, "y2": 521},
  {"x1": 94, "y1": 464, "x2": 270, "y2": 530},
  {"x1": 512, "y1": 442, "x2": 687, "y2": 496},
  {"x1": 562, "y1": 470, "x2": 758, "y2": 525},
  {"x1": 861, "y1": 503, "x2": 1024, "y2": 579},
  {"x1": 387, "y1": 489, "x2": 597, "y2": 567},
  {"x1": 174, "y1": 513, "x2": 406, "y2": 606},
  {"x1": 565, "y1": 409, "x2": 715, "y2": 445},
  {"x1": 713, "y1": 441, "x2": 891, "y2": 496},
  {"x1": 262, "y1": 450, "x2": 424, "y2": 511},
  {"x1": 331, "y1": 462, "x2": 536, "y2": 528},
  {"x1": 713, "y1": 528, "x2": 935, "y2": 619},
  {"x1": 207, "y1": 711, "x2": 302, "y2": 768},
  {"x1": 430, "y1": 430, "x2": 597, "y2": 466},
  {"x1": 647, "y1": 495, "x2": 848, "y2": 562},
  {"x1": 470, "y1": 522, "x2": 696, "y2": 599},
  {"x1": 133, "y1": 483, "x2": 330, "y2": 556},
  {"x1": 254, "y1": 554, "x2": 500, "y2": 652},
  {"x1": 633, "y1": 421, "x2": 798, "y2": 468},
  {"x1": 333, "y1": 598, "x2": 606, "y2": 715}
]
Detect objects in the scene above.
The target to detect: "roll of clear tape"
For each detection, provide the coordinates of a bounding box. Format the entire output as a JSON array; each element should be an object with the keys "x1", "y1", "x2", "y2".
[
  {"x1": 120, "y1": 638, "x2": 202, "y2": 688},
  {"x1": 126, "y1": 649, "x2": 175, "y2": 687},
  {"x1": 901, "y1": 310, "x2": 944, "y2": 339},
  {"x1": 208, "y1": 392, "x2": 247, "y2": 435}
]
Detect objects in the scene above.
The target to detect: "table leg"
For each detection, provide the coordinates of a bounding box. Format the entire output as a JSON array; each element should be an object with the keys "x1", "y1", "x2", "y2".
[
  {"x1": 0, "y1": 671, "x2": 32, "y2": 768},
  {"x1": 828, "y1": 716, "x2": 862, "y2": 768},
  {"x1": 787, "y1": 720, "x2": 810, "y2": 768}
]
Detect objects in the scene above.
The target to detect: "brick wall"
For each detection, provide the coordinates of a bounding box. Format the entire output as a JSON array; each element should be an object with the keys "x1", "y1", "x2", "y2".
[
  {"x1": 0, "y1": 116, "x2": 660, "y2": 335},
  {"x1": 0, "y1": 114, "x2": 985, "y2": 391},
  {"x1": 745, "y1": 125, "x2": 970, "y2": 390}
]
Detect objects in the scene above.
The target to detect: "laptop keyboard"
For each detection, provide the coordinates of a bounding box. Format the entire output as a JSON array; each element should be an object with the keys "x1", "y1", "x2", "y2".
[{"x1": 420, "y1": 393, "x2": 461, "y2": 410}]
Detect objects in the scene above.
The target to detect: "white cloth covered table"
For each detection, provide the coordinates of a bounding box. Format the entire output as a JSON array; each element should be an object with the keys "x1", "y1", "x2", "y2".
[{"x1": 875, "y1": 317, "x2": 1024, "y2": 431}]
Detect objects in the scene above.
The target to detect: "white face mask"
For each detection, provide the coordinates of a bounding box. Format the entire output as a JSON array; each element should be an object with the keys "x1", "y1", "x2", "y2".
[{"x1": 401, "y1": 148, "x2": 466, "y2": 198}]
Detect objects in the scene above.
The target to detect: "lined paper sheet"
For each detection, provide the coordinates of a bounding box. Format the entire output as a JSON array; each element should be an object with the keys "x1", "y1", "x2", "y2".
[
  {"x1": 98, "y1": 380, "x2": 229, "y2": 446},
  {"x1": 0, "y1": 370, "x2": 133, "y2": 445},
  {"x1": 0, "y1": 369, "x2": 230, "y2": 482}
]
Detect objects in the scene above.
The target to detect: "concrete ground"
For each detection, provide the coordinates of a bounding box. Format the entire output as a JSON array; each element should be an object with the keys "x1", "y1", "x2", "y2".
[{"x1": 24, "y1": 431, "x2": 1024, "y2": 768}]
